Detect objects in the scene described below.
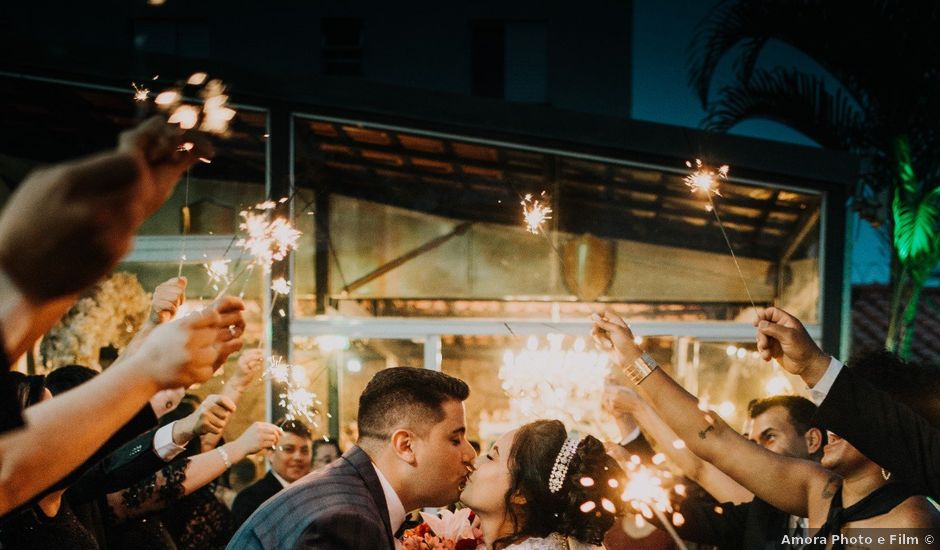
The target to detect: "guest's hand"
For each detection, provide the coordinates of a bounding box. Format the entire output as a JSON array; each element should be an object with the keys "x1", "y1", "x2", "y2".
[
  {"x1": 231, "y1": 422, "x2": 282, "y2": 456},
  {"x1": 188, "y1": 394, "x2": 237, "y2": 437},
  {"x1": 229, "y1": 349, "x2": 264, "y2": 393},
  {"x1": 137, "y1": 308, "x2": 221, "y2": 389},
  {"x1": 151, "y1": 277, "x2": 187, "y2": 324},
  {"x1": 117, "y1": 116, "x2": 214, "y2": 220},
  {"x1": 754, "y1": 307, "x2": 831, "y2": 386},
  {"x1": 210, "y1": 296, "x2": 246, "y2": 370},
  {"x1": 591, "y1": 310, "x2": 642, "y2": 367},
  {"x1": 604, "y1": 383, "x2": 643, "y2": 440},
  {"x1": 0, "y1": 117, "x2": 210, "y2": 303}
]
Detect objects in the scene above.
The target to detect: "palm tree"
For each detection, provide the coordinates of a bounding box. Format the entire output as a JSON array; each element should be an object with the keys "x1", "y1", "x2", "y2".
[{"x1": 688, "y1": 0, "x2": 940, "y2": 359}]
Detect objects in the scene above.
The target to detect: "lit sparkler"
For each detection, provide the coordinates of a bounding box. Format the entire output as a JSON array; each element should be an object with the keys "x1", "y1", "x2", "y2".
[
  {"x1": 204, "y1": 259, "x2": 232, "y2": 290},
  {"x1": 150, "y1": 74, "x2": 238, "y2": 136},
  {"x1": 619, "y1": 463, "x2": 689, "y2": 550},
  {"x1": 132, "y1": 82, "x2": 150, "y2": 102},
  {"x1": 684, "y1": 159, "x2": 728, "y2": 196},
  {"x1": 236, "y1": 201, "x2": 302, "y2": 273},
  {"x1": 265, "y1": 357, "x2": 320, "y2": 425},
  {"x1": 271, "y1": 277, "x2": 292, "y2": 296},
  {"x1": 521, "y1": 191, "x2": 553, "y2": 234},
  {"x1": 684, "y1": 159, "x2": 758, "y2": 318}
]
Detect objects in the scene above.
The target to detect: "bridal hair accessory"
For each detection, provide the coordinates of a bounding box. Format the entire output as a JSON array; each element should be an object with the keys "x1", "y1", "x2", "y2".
[{"x1": 549, "y1": 436, "x2": 583, "y2": 493}]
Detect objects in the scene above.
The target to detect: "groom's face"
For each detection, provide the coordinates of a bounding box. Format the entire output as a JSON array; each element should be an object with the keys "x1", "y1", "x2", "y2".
[{"x1": 410, "y1": 399, "x2": 476, "y2": 507}]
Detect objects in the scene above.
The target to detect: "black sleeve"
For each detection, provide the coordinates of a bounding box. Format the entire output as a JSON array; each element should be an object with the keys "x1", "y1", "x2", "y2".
[
  {"x1": 46, "y1": 404, "x2": 158, "y2": 494},
  {"x1": 0, "y1": 370, "x2": 24, "y2": 434},
  {"x1": 816, "y1": 366, "x2": 940, "y2": 499},
  {"x1": 65, "y1": 426, "x2": 166, "y2": 504}
]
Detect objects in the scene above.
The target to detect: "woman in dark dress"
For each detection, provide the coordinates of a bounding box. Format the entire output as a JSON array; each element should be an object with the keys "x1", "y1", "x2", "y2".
[{"x1": 0, "y1": 373, "x2": 99, "y2": 549}]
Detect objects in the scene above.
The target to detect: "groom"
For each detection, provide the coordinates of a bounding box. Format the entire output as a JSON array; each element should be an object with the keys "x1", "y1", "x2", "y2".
[{"x1": 228, "y1": 367, "x2": 477, "y2": 549}]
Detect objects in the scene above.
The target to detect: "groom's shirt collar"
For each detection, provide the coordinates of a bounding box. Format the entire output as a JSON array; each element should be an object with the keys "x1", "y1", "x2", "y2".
[{"x1": 372, "y1": 463, "x2": 407, "y2": 535}]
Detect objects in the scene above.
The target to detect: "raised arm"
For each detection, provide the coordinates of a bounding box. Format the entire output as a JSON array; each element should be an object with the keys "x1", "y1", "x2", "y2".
[
  {"x1": 0, "y1": 309, "x2": 229, "y2": 514},
  {"x1": 592, "y1": 311, "x2": 826, "y2": 517},
  {"x1": 606, "y1": 384, "x2": 753, "y2": 504},
  {"x1": 105, "y1": 421, "x2": 281, "y2": 522}
]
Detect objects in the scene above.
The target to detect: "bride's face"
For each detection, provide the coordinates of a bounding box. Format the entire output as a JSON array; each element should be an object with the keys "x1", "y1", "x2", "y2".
[{"x1": 459, "y1": 429, "x2": 516, "y2": 514}]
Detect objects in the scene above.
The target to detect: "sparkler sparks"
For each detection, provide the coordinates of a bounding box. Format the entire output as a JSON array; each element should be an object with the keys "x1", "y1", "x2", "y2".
[
  {"x1": 684, "y1": 159, "x2": 728, "y2": 196},
  {"x1": 265, "y1": 357, "x2": 321, "y2": 425},
  {"x1": 521, "y1": 191, "x2": 553, "y2": 234},
  {"x1": 204, "y1": 259, "x2": 232, "y2": 290},
  {"x1": 236, "y1": 201, "x2": 302, "y2": 273},
  {"x1": 132, "y1": 83, "x2": 150, "y2": 102},
  {"x1": 271, "y1": 277, "x2": 292, "y2": 295},
  {"x1": 150, "y1": 74, "x2": 238, "y2": 136}
]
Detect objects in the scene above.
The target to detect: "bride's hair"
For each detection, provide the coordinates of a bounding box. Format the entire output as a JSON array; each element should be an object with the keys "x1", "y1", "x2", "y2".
[{"x1": 494, "y1": 420, "x2": 624, "y2": 549}]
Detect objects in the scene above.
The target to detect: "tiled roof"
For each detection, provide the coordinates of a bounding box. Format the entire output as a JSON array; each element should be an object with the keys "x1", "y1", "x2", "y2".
[{"x1": 852, "y1": 284, "x2": 940, "y2": 365}]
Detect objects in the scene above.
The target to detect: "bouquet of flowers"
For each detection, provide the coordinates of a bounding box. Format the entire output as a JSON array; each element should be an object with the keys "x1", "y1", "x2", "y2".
[{"x1": 400, "y1": 508, "x2": 484, "y2": 550}]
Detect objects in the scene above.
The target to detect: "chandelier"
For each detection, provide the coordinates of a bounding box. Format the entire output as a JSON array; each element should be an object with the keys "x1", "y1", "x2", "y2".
[{"x1": 486, "y1": 334, "x2": 612, "y2": 439}]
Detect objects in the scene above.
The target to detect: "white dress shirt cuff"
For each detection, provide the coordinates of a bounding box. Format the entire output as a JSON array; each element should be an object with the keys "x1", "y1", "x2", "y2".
[
  {"x1": 809, "y1": 357, "x2": 843, "y2": 405},
  {"x1": 153, "y1": 422, "x2": 188, "y2": 461},
  {"x1": 619, "y1": 426, "x2": 642, "y2": 446}
]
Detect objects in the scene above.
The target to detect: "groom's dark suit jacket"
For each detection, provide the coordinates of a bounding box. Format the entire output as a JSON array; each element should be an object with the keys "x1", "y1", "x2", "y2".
[
  {"x1": 227, "y1": 445, "x2": 396, "y2": 550},
  {"x1": 816, "y1": 366, "x2": 940, "y2": 499}
]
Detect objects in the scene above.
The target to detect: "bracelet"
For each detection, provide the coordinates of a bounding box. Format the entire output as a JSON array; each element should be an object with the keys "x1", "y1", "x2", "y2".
[
  {"x1": 624, "y1": 352, "x2": 658, "y2": 385},
  {"x1": 217, "y1": 447, "x2": 232, "y2": 469}
]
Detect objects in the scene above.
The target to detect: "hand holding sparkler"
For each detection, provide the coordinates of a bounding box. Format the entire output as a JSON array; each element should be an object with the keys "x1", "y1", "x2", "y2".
[
  {"x1": 226, "y1": 348, "x2": 264, "y2": 396},
  {"x1": 135, "y1": 308, "x2": 223, "y2": 389},
  {"x1": 208, "y1": 295, "x2": 246, "y2": 370},
  {"x1": 754, "y1": 307, "x2": 831, "y2": 386},
  {"x1": 151, "y1": 276, "x2": 187, "y2": 324},
  {"x1": 591, "y1": 311, "x2": 643, "y2": 367},
  {"x1": 117, "y1": 116, "x2": 214, "y2": 220},
  {"x1": 229, "y1": 422, "x2": 283, "y2": 457},
  {"x1": 177, "y1": 394, "x2": 238, "y2": 440}
]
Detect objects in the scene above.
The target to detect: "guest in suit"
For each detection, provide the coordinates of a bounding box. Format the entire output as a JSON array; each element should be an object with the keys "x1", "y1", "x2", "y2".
[
  {"x1": 228, "y1": 367, "x2": 477, "y2": 550},
  {"x1": 755, "y1": 306, "x2": 940, "y2": 499},
  {"x1": 232, "y1": 420, "x2": 314, "y2": 529}
]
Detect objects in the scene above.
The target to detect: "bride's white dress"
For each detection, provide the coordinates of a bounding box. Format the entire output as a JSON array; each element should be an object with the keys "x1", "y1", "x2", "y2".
[{"x1": 503, "y1": 533, "x2": 604, "y2": 550}]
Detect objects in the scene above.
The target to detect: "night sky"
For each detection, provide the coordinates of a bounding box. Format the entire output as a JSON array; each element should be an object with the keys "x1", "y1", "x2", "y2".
[{"x1": 631, "y1": 0, "x2": 890, "y2": 284}]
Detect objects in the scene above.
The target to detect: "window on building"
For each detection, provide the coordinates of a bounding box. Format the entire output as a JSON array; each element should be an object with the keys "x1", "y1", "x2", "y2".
[
  {"x1": 471, "y1": 20, "x2": 505, "y2": 98},
  {"x1": 133, "y1": 18, "x2": 209, "y2": 58},
  {"x1": 472, "y1": 20, "x2": 547, "y2": 102},
  {"x1": 321, "y1": 17, "x2": 364, "y2": 76}
]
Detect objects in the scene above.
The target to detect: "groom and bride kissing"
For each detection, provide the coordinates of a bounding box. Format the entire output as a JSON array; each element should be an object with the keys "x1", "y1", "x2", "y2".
[{"x1": 229, "y1": 364, "x2": 625, "y2": 550}]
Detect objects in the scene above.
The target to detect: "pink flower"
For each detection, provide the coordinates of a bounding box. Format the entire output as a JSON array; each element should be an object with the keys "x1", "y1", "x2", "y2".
[{"x1": 419, "y1": 508, "x2": 477, "y2": 542}]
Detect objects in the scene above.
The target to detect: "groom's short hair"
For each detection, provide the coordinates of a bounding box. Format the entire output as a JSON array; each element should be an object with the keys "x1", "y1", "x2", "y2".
[{"x1": 357, "y1": 367, "x2": 469, "y2": 441}]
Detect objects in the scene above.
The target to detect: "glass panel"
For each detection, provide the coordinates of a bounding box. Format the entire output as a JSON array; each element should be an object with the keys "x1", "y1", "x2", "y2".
[
  {"x1": 293, "y1": 116, "x2": 823, "y2": 322},
  {"x1": 442, "y1": 333, "x2": 676, "y2": 448},
  {"x1": 678, "y1": 340, "x2": 805, "y2": 433}
]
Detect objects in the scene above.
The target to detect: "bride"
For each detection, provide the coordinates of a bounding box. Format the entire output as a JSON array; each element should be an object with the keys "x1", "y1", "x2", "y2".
[{"x1": 460, "y1": 419, "x2": 625, "y2": 550}]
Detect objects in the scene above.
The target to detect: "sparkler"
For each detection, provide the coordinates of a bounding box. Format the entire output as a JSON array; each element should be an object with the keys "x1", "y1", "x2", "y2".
[
  {"x1": 521, "y1": 192, "x2": 553, "y2": 234},
  {"x1": 204, "y1": 259, "x2": 232, "y2": 291},
  {"x1": 132, "y1": 83, "x2": 150, "y2": 102},
  {"x1": 236, "y1": 202, "x2": 302, "y2": 273},
  {"x1": 684, "y1": 159, "x2": 728, "y2": 196},
  {"x1": 618, "y1": 463, "x2": 688, "y2": 550},
  {"x1": 265, "y1": 357, "x2": 321, "y2": 426},
  {"x1": 684, "y1": 159, "x2": 758, "y2": 317},
  {"x1": 150, "y1": 74, "x2": 237, "y2": 136}
]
